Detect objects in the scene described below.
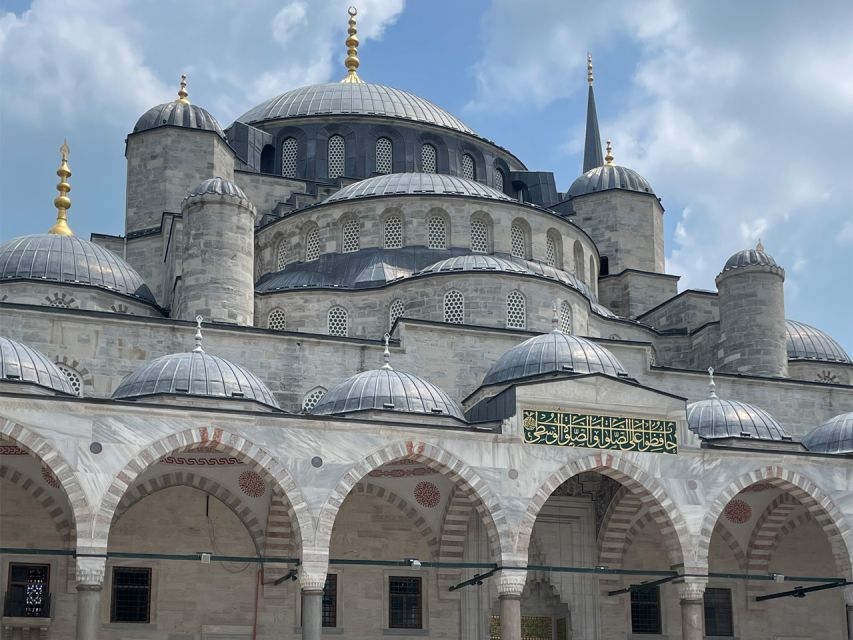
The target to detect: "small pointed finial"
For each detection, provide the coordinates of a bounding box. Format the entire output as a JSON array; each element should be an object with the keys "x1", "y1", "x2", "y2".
[
  {"x1": 341, "y1": 7, "x2": 364, "y2": 84},
  {"x1": 177, "y1": 74, "x2": 190, "y2": 104},
  {"x1": 707, "y1": 367, "x2": 718, "y2": 399},
  {"x1": 551, "y1": 302, "x2": 561, "y2": 333},
  {"x1": 756, "y1": 238, "x2": 764, "y2": 252},
  {"x1": 48, "y1": 139, "x2": 73, "y2": 236},
  {"x1": 587, "y1": 52, "x2": 594, "y2": 86},
  {"x1": 193, "y1": 315, "x2": 205, "y2": 353},
  {"x1": 604, "y1": 139, "x2": 614, "y2": 165},
  {"x1": 381, "y1": 333, "x2": 393, "y2": 369}
]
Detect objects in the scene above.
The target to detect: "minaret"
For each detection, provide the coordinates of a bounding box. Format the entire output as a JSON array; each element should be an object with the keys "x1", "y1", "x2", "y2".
[
  {"x1": 582, "y1": 53, "x2": 603, "y2": 173},
  {"x1": 48, "y1": 140, "x2": 74, "y2": 236},
  {"x1": 341, "y1": 7, "x2": 364, "y2": 84}
]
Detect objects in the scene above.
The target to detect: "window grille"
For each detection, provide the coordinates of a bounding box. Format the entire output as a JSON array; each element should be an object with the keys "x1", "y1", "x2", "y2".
[
  {"x1": 384, "y1": 215, "x2": 403, "y2": 249},
  {"x1": 511, "y1": 224, "x2": 526, "y2": 258},
  {"x1": 322, "y1": 574, "x2": 338, "y2": 627},
  {"x1": 268, "y1": 309, "x2": 286, "y2": 332},
  {"x1": 48, "y1": 297, "x2": 69, "y2": 308},
  {"x1": 545, "y1": 237, "x2": 557, "y2": 267},
  {"x1": 328, "y1": 135, "x2": 345, "y2": 179},
  {"x1": 443, "y1": 290, "x2": 464, "y2": 324},
  {"x1": 328, "y1": 306, "x2": 348, "y2": 337},
  {"x1": 471, "y1": 220, "x2": 488, "y2": 253},
  {"x1": 389, "y1": 299, "x2": 405, "y2": 327},
  {"x1": 302, "y1": 387, "x2": 327, "y2": 412},
  {"x1": 704, "y1": 587, "x2": 734, "y2": 637},
  {"x1": 388, "y1": 576, "x2": 422, "y2": 629},
  {"x1": 56, "y1": 364, "x2": 82, "y2": 396},
  {"x1": 7, "y1": 563, "x2": 50, "y2": 617},
  {"x1": 305, "y1": 227, "x2": 320, "y2": 261},
  {"x1": 421, "y1": 143, "x2": 437, "y2": 173},
  {"x1": 276, "y1": 241, "x2": 288, "y2": 270},
  {"x1": 282, "y1": 137, "x2": 298, "y2": 178},
  {"x1": 560, "y1": 301, "x2": 573, "y2": 334},
  {"x1": 462, "y1": 153, "x2": 475, "y2": 180},
  {"x1": 506, "y1": 291, "x2": 526, "y2": 329},
  {"x1": 427, "y1": 216, "x2": 447, "y2": 249},
  {"x1": 111, "y1": 567, "x2": 152, "y2": 623},
  {"x1": 342, "y1": 220, "x2": 360, "y2": 253},
  {"x1": 376, "y1": 137, "x2": 393, "y2": 174},
  {"x1": 630, "y1": 585, "x2": 661, "y2": 634},
  {"x1": 493, "y1": 168, "x2": 505, "y2": 191}
]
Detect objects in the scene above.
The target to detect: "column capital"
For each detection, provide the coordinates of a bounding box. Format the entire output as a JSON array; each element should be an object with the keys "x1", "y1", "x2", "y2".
[
  {"x1": 76, "y1": 556, "x2": 106, "y2": 588},
  {"x1": 497, "y1": 568, "x2": 527, "y2": 598},
  {"x1": 299, "y1": 569, "x2": 327, "y2": 592},
  {"x1": 676, "y1": 576, "x2": 708, "y2": 602}
]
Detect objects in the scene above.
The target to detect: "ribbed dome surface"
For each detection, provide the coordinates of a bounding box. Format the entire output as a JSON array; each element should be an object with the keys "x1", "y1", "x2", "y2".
[
  {"x1": 785, "y1": 320, "x2": 851, "y2": 363},
  {"x1": 803, "y1": 412, "x2": 853, "y2": 454},
  {"x1": 482, "y1": 331, "x2": 628, "y2": 386},
  {"x1": 237, "y1": 83, "x2": 474, "y2": 135},
  {"x1": 0, "y1": 234, "x2": 156, "y2": 303},
  {"x1": 112, "y1": 351, "x2": 279, "y2": 408},
  {"x1": 686, "y1": 398, "x2": 789, "y2": 440},
  {"x1": 720, "y1": 247, "x2": 780, "y2": 273},
  {"x1": 567, "y1": 164, "x2": 654, "y2": 198},
  {"x1": 418, "y1": 254, "x2": 528, "y2": 275},
  {"x1": 311, "y1": 368, "x2": 464, "y2": 420},
  {"x1": 134, "y1": 100, "x2": 225, "y2": 138},
  {"x1": 324, "y1": 173, "x2": 512, "y2": 204},
  {"x1": 185, "y1": 177, "x2": 249, "y2": 202},
  {"x1": 0, "y1": 336, "x2": 74, "y2": 395}
]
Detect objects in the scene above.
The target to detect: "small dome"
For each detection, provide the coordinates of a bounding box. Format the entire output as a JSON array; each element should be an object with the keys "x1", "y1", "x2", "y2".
[
  {"x1": 686, "y1": 397, "x2": 789, "y2": 440},
  {"x1": 311, "y1": 368, "x2": 464, "y2": 420},
  {"x1": 803, "y1": 412, "x2": 853, "y2": 454},
  {"x1": 324, "y1": 173, "x2": 513, "y2": 204},
  {"x1": 0, "y1": 234, "x2": 156, "y2": 303},
  {"x1": 0, "y1": 336, "x2": 74, "y2": 395},
  {"x1": 418, "y1": 254, "x2": 529, "y2": 275},
  {"x1": 185, "y1": 177, "x2": 249, "y2": 202},
  {"x1": 567, "y1": 164, "x2": 654, "y2": 198},
  {"x1": 482, "y1": 331, "x2": 629, "y2": 386},
  {"x1": 785, "y1": 320, "x2": 851, "y2": 363},
  {"x1": 134, "y1": 100, "x2": 224, "y2": 138},
  {"x1": 112, "y1": 351, "x2": 278, "y2": 409},
  {"x1": 720, "y1": 244, "x2": 781, "y2": 274}
]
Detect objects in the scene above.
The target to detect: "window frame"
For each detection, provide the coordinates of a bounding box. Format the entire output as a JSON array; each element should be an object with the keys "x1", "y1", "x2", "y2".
[
  {"x1": 443, "y1": 289, "x2": 465, "y2": 324},
  {"x1": 420, "y1": 143, "x2": 437, "y2": 173},
  {"x1": 506, "y1": 290, "x2": 526, "y2": 329},
  {"x1": 6, "y1": 562, "x2": 51, "y2": 618},
  {"x1": 388, "y1": 575, "x2": 423, "y2": 630},
  {"x1": 426, "y1": 214, "x2": 448, "y2": 249},
  {"x1": 375, "y1": 136, "x2": 393, "y2": 174},
  {"x1": 110, "y1": 566, "x2": 152, "y2": 624},
  {"x1": 703, "y1": 586, "x2": 734, "y2": 638},
  {"x1": 629, "y1": 584, "x2": 662, "y2": 635},
  {"x1": 328, "y1": 306, "x2": 349, "y2": 337},
  {"x1": 328, "y1": 134, "x2": 346, "y2": 179},
  {"x1": 281, "y1": 137, "x2": 298, "y2": 178}
]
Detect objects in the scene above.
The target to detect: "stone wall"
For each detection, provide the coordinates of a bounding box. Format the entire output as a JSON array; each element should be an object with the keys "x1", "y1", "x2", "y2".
[
  {"x1": 597, "y1": 269, "x2": 679, "y2": 319},
  {"x1": 638, "y1": 289, "x2": 720, "y2": 332}
]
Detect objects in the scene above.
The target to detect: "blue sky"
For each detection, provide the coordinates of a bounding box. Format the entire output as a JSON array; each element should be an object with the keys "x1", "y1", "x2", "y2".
[{"x1": 1, "y1": 0, "x2": 851, "y2": 350}]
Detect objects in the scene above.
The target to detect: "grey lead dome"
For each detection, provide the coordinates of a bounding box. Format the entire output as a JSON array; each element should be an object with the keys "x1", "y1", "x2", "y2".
[
  {"x1": 311, "y1": 368, "x2": 465, "y2": 420},
  {"x1": 567, "y1": 164, "x2": 655, "y2": 198},
  {"x1": 323, "y1": 172, "x2": 512, "y2": 204},
  {"x1": 720, "y1": 247, "x2": 780, "y2": 274},
  {"x1": 134, "y1": 101, "x2": 225, "y2": 138},
  {"x1": 785, "y1": 320, "x2": 851, "y2": 363},
  {"x1": 686, "y1": 397, "x2": 789, "y2": 440},
  {"x1": 112, "y1": 351, "x2": 279, "y2": 409},
  {"x1": 0, "y1": 336, "x2": 74, "y2": 395},
  {"x1": 803, "y1": 412, "x2": 853, "y2": 454},
  {"x1": 185, "y1": 177, "x2": 249, "y2": 202}
]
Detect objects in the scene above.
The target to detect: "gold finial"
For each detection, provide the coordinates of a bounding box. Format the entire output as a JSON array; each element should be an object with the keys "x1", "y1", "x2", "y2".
[
  {"x1": 587, "y1": 52, "x2": 594, "y2": 86},
  {"x1": 756, "y1": 238, "x2": 764, "y2": 252},
  {"x1": 48, "y1": 140, "x2": 73, "y2": 236},
  {"x1": 341, "y1": 6, "x2": 364, "y2": 84},
  {"x1": 177, "y1": 74, "x2": 190, "y2": 104},
  {"x1": 604, "y1": 139, "x2": 614, "y2": 165}
]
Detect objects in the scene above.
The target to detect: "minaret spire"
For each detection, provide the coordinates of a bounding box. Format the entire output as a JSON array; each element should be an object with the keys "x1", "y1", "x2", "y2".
[
  {"x1": 341, "y1": 7, "x2": 364, "y2": 84},
  {"x1": 48, "y1": 140, "x2": 73, "y2": 236},
  {"x1": 582, "y1": 53, "x2": 604, "y2": 173}
]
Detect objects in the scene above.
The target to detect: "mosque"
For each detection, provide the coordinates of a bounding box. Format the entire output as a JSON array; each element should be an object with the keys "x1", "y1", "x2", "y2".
[{"x1": 1, "y1": 8, "x2": 852, "y2": 640}]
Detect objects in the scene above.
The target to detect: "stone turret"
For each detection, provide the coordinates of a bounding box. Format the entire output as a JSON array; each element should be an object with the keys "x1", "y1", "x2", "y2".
[
  {"x1": 172, "y1": 178, "x2": 256, "y2": 326},
  {"x1": 715, "y1": 241, "x2": 787, "y2": 377}
]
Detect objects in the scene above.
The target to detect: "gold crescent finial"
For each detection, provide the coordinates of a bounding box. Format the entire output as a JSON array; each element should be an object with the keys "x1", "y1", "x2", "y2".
[
  {"x1": 177, "y1": 74, "x2": 190, "y2": 104},
  {"x1": 587, "y1": 52, "x2": 594, "y2": 86},
  {"x1": 341, "y1": 6, "x2": 364, "y2": 84},
  {"x1": 48, "y1": 139, "x2": 73, "y2": 236},
  {"x1": 604, "y1": 139, "x2": 614, "y2": 165},
  {"x1": 756, "y1": 238, "x2": 764, "y2": 252}
]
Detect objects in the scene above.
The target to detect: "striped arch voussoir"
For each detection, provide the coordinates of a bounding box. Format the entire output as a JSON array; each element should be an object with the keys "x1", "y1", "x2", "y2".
[
  {"x1": 0, "y1": 464, "x2": 76, "y2": 545},
  {"x1": 354, "y1": 481, "x2": 439, "y2": 557}
]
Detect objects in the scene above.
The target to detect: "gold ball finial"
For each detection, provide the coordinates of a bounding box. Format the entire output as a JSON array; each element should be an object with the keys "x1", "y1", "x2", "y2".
[
  {"x1": 177, "y1": 74, "x2": 190, "y2": 104},
  {"x1": 48, "y1": 139, "x2": 74, "y2": 236},
  {"x1": 604, "y1": 139, "x2": 614, "y2": 165},
  {"x1": 341, "y1": 6, "x2": 364, "y2": 83},
  {"x1": 587, "y1": 52, "x2": 594, "y2": 86}
]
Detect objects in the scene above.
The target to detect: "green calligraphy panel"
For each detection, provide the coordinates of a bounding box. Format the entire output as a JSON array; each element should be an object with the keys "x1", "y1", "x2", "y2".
[{"x1": 522, "y1": 410, "x2": 677, "y2": 454}]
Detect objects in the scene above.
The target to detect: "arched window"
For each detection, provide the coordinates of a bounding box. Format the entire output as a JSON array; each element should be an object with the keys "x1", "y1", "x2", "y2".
[
  {"x1": 260, "y1": 144, "x2": 275, "y2": 174},
  {"x1": 574, "y1": 242, "x2": 585, "y2": 280},
  {"x1": 328, "y1": 135, "x2": 345, "y2": 179},
  {"x1": 384, "y1": 215, "x2": 403, "y2": 249},
  {"x1": 443, "y1": 290, "x2": 464, "y2": 324},
  {"x1": 471, "y1": 219, "x2": 489, "y2": 253},
  {"x1": 461, "y1": 153, "x2": 475, "y2": 180},
  {"x1": 56, "y1": 363, "x2": 82, "y2": 396},
  {"x1": 506, "y1": 291, "x2": 526, "y2": 329},
  {"x1": 376, "y1": 137, "x2": 393, "y2": 174},
  {"x1": 276, "y1": 240, "x2": 288, "y2": 271},
  {"x1": 268, "y1": 308, "x2": 287, "y2": 331},
  {"x1": 493, "y1": 168, "x2": 505, "y2": 192},
  {"x1": 510, "y1": 224, "x2": 526, "y2": 258},
  {"x1": 342, "y1": 218, "x2": 360, "y2": 253},
  {"x1": 328, "y1": 306, "x2": 348, "y2": 336},
  {"x1": 305, "y1": 226, "x2": 320, "y2": 261},
  {"x1": 559, "y1": 301, "x2": 572, "y2": 334},
  {"x1": 545, "y1": 236, "x2": 557, "y2": 267},
  {"x1": 282, "y1": 137, "x2": 298, "y2": 178},
  {"x1": 389, "y1": 299, "x2": 405, "y2": 328},
  {"x1": 421, "y1": 143, "x2": 437, "y2": 173},
  {"x1": 427, "y1": 216, "x2": 447, "y2": 249},
  {"x1": 302, "y1": 387, "x2": 327, "y2": 411}
]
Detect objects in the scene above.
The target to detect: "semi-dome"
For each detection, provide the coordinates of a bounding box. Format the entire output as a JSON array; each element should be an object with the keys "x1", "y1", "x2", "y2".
[
  {"x1": 785, "y1": 320, "x2": 851, "y2": 363},
  {"x1": 418, "y1": 254, "x2": 529, "y2": 275},
  {"x1": 237, "y1": 82, "x2": 475, "y2": 136},
  {"x1": 112, "y1": 350, "x2": 279, "y2": 409},
  {"x1": 0, "y1": 234, "x2": 156, "y2": 304},
  {"x1": 687, "y1": 388, "x2": 790, "y2": 441},
  {"x1": 311, "y1": 367, "x2": 464, "y2": 420},
  {"x1": 323, "y1": 172, "x2": 512, "y2": 204},
  {"x1": 185, "y1": 177, "x2": 249, "y2": 202},
  {"x1": 0, "y1": 336, "x2": 74, "y2": 395},
  {"x1": 720, "y1": 242, "x2": 781, "y2": 274},
  {"x1": 482, "y1": 330, "x2": 629, "y2": 386},
  {"x1": 803, "y1": 412, "x2": 853, "y2": 454},
  {"x1": 133, "y1": 76, "x2": 225, "y2": 139}
]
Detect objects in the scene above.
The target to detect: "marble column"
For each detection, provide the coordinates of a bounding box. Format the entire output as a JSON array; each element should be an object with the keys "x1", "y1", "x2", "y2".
[
  {"x1": 300, "y1": 570, "x2": 326, "y2": 640},
  {"x1": 497, "y1": 569, "x2": 526, "y2": 640},
  {"x1": 75, "y1": 556, "x2": 106, "y2": 640},
  {"x1": 677, "y1": 577, "x2": 707, "y2": 640}
]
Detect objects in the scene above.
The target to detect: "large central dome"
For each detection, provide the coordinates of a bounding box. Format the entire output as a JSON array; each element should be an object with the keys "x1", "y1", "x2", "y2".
[{"x1": 236, "y1": 82, "x2": 475, "y2": 135}]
